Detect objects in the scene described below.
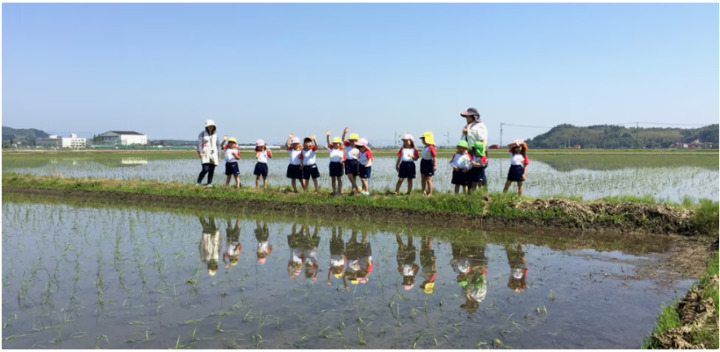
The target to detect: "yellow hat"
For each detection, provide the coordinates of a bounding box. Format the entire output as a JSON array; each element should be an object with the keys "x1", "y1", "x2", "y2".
[
  {"x1": 423, "y1": 282, "x2": 435, "y2": 294},
  {"x1": 228, "y1": 137, "x2": 237, "y2": 143},
  {"x1": 332, "y1": 137, "x2": 342, "y2": 144},
  {"x1": 334, "y1": 273, "x2": 342, "y2": 278},
  {"x1": 350, "y1": 279, "x2": 359, "y2": 284},
  {"x1": 348, "y1": 133, "x2": 360, "y2": 141},
  {"x1": 420, "y1": 131, "x2": 435, "y2": 145}
]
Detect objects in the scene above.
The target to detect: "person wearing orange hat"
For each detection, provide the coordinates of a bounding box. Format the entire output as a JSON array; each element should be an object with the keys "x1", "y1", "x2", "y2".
[
  {"x1": 419, "y1": 132, "x2": 438, "y2": 196},
  {"x1": 502, "y1": 140, "x2": 529, "y2": 196},
  {"x1": 221, "y1": 135, "x2": 241, "y2": 190}
]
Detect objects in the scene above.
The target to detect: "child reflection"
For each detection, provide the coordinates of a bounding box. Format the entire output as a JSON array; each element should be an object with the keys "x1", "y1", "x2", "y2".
[
  {"x1": 396, "y1": 234, "x2": 419, "y2": 291},
  {"x1": 504, "y1": 244, "x2": 528, "y2": 293},
  {"x1": 255, "y1": 220, "x2": 273, "y2": 265},
  {"x1": 300, "y1": 224, "x2": 321, "y2": 281},
  {"x1": 327, "y1": 226, "x2": 346, "y2": 287},
  {"x1": 343, "y1": 230, "x2": 373, "y2": 292},
  {"x1": 223, "y1": 219, "x2": 242, "y2": 271},
  {"x1": 450, "y1": 241, "x2": 488, "y2": 314},
  {"x1": 198, "y1": 216, "x2": 221, "y2": 277},
  {"x1": 287, "y1": 223, "x2": 304, "y2": 280},
  {"x1": 419, "y1": 236, "x2": 437, "y2": 295}
]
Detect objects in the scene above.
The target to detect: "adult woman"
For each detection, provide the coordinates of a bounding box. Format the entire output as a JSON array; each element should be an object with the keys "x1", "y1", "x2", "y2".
[
  {"x1": 197, "y1": 119, "x2": 220, "y2": 186},
  {"x1": 460, "y1": 107, "x2": 488, "y2": 150}
]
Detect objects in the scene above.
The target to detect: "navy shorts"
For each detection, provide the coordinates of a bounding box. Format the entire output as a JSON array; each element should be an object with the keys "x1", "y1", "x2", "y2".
[
  {"x1": 470, "y1": 167, "x2": 487, "y2": 185},
  {"x1": 507, "y1": 165, "x2": 525, "y2": 182},
  {"x1": 397, "y1": 161, "x2": 416, "y2": 179},
  {"x1": 225, "y1": 162, "x2": 239, "y2": 176},
  {"x1": 358, "y1": 165, "x2": 372, "y2": 179},
  {"x1": 302, "y1": 164, "x2": 320, "y2": 180},
  {"x1": 286, "y1": 164, "x2": 302, "y2": 179},
  {"x1": 345, "y1": 159, "x2": 359, "y2": 176},
  {"x1": 420, "y1": 159, "x2": 435, "y2": 176},
  {"x1": 451, "y1": 170, "x2": 469, "y2": 186},
  {"x1": 329, "y1": 162, "x2": 344, "y2": 177},
  {"x1": 254, "y1": 163, "x2": 268, "y2": 177}
]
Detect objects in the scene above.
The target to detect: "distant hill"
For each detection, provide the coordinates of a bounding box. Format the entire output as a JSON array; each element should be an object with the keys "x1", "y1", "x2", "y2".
[
  {"x1": 2, "y1": 126, "x2": 50, "y2": 142},
  {"x1": 526, "y1": 124, "x2": 719, "y2": 149}
]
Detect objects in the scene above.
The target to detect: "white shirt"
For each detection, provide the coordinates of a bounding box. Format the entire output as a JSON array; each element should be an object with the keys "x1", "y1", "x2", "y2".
[
  {"x1": 449, "y1": 152, "x2": 472, "y2": 170},
  {"x1": 344, "y1": 141, "x2": 359, "y2": 160},
  {"x1": 302, "y1": 146, "x2": 318, "y2": 166},
  {"x1": 328, "y1": 147, "x2": 346, "y2": 163},
  {"x1": 510, "y1": 153, "x2": 527, "y2": 166},
  {"x1": 462, "y1": 122, "x2": 488, "y2": 147},
  {"x1": 330, "y1": 254, "x2": 345, "y2": 266},
  {"x1": 224, "y1": 147, "x2": 240, "y2": 163},
  {"x1": 398, "y1": 148, "x2": 419, "y2": 162},
  {"x1": 358, "y1": 149, "x2": 373, "y2": 166},
  {"x1": 421, "y1": 145, "x2": 437, "y2": 160},
  {"x1": 257, "y1": 150, "x2": 270, "y2": 163},
  {"x1": 288, "y1": 148, "x2": 303, "y2": 166}
]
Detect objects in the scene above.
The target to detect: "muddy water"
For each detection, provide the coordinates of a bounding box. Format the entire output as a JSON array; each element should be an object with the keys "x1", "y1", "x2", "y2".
[
  {"x1": 3, "y1": 155, "x2": 718, "y2": 202},
  {"x1": 2, "y1": 200, "x2": 693, "y2": 349}
]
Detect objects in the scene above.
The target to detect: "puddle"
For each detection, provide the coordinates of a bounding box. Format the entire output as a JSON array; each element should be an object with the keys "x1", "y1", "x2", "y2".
[{"x1": 1, "y1": 200, "x2": 694, "y2": 348}]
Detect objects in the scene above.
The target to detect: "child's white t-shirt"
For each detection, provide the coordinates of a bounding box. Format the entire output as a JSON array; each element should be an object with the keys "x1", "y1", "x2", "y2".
[
  {"x1": 288, "y1": 148, "x2": 303, "y2": 166},
  {"x1": 224, "y1": 148, "x2": 240, "y2": 163},
  {"x1": 510, "y1": 153, "x2": 528, "y2": 166},
  {"x1": 397, "y1": 148, "x2": 419, "y2": 162},
  {"x1": 449, "y1": 152, "x2": 471, "y2": 170},
  {"x1": 358, "y1": 149, "x2": 373, "y2": 166},
  {"x1": 257, "y1": 150, "x2": 271, "y2": 163},
  {"x1": 344, "y1": 141, "x2": 359, "y2": 160},
  {"x1": 302, "y1": 146, "x2": 318, "y2": 166},
  {"x1": 328, "y1": 146, "x2": 346, "y2": 163},
  {"x1": 421, "y1": 145, "x2": 437, "y2": 160}
]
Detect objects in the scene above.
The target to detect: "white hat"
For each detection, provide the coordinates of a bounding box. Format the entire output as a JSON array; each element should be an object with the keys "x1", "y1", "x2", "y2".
[{"x1": 205, "y1": 119, "x2": 216, "y2": 127}]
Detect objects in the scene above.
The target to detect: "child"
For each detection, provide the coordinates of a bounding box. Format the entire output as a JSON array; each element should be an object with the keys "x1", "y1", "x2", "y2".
[
  {"x1": 449, "y1": 140, "x2": 472, "y2": 194},
  {"x1": 419, "y1": 236, "x2": 437, "y2": 294},
  {"x1": 255, "y1": 220, "x2": 272, "y2": 265},
  {"x1": 502, "y1": 140, "x2": 529, "y2": 196},
  {"x1": 326, "y1": 130, "x2": 346, "y2": 195},
  {"x1": 301, "y1": 135, "x2": 321, "y2": 193},
  {"x1": 419, "y1": 131, "x2": 437, "y2": 197},
  {"x1": 285, "y1": 133, "x2": 305, "y2": 193},
  {"x1": 355, "y1": 138, "x2": 373, "y2": 196},
  {"x1": 254, "y1": 139, "x2": 272, "y2": 189},
  {"x1": 469, "y1": 141, "x2": 489, "y2": 194},
  {"x1": 287, "y1": 223, "x2": 304, "y2": 279},
  {"x1": 327, "y1": 226, "x2": 346, "y2": 286},
  {"x1": 223, "y1": 219, "x2": 242, "y2": 271},
  {"x1": 396, "y1": 234, "x2": 419, "y2": 291},
  {"x1": 394, "y1": 134, "x2": 419, "y2": 195},
  {"x1": 221, "y1": 136, "x2": 241, "y2": 190},
  {"x1": 341, "y1": 127, "x2": 361, "y2": 194}
]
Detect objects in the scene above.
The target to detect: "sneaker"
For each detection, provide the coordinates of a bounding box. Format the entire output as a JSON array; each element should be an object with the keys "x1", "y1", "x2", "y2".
[
  {"x1": 361, "y1": 191, "x2": 369, "y2": 195},
  {"x1": 196, "y1": 183, "x2": 202, "y2": 186},
  {"x1": 207, "y1": 184, "x2": 213, "y2": 188}
]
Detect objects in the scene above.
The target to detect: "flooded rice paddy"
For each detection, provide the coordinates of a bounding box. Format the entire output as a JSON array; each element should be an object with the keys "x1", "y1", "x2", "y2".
[
  {"x1": 2, "y1": 199, "x2": 694, "y2": 348},
  {"x1": 3, "y1": 153, "x2": 718, "y2": 203}
]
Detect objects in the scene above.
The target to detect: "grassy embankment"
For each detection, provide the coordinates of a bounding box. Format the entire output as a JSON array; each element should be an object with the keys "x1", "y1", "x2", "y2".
[
  {"x1": 3, "y1": 172, "x2": 718, "y2": 237},
  {"x1": 642, "y1": 252, "x2": 719, "y2": 349}
]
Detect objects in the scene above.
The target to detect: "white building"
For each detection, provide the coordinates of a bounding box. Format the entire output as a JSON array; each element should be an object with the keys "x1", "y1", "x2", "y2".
[
  {"x1": 96, "y1": 131, "x2": 147, "y2": 146},
  {"x1": 36, "y1": 134, "x2": 87, "y2": 148}
]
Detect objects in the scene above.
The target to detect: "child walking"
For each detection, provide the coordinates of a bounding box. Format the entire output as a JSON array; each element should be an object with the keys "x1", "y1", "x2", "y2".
[
  {"x1": 449, "y1": 140, "x2": 472, "y2": 194},
  {"x1": 221, "y1": 135, "x2": 241, "y2": 190},
  {"x1": 394, "y1": 134, "x2": 419, "y2": 195},
  {"x1": 419, "y1": 132, "x2": 437, "y2": 197},
  {"x1": 254, "y1": 139, "x2": 272, "y2": 189},
  {"x1": 326, "y1": 130, "x2": 346, "y2": 195},
  {"x1": 301, "y1": 135, "x2": 321, "y2": 193},
  {"x1": 285, "y1": 133, "x2": 305, "y2": 193},
  {"x1": 503, "y1": 140, "x2": 529, "y2": 196},
  {"x1": 355, "y1": 138, "x2": 373, "y2": 196},
  {"x1": 341, "y1": 127, "x2": 361, "y2": 194},
  {"x1": 469, "y1": 141, "x2": 488, "y2": 194}
]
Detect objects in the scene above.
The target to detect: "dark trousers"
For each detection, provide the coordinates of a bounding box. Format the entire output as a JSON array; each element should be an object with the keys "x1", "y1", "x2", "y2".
[{"x1": 197, "y1": 163, "x2": 216, "y2": 184}]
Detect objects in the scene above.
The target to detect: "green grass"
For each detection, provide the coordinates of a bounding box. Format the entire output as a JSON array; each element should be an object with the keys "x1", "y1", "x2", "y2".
[{"x1": 642, "y1": 252, "x2": 719, "y2": 349}]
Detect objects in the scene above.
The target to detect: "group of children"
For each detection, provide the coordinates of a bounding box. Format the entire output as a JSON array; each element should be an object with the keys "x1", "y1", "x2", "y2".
[{"x1": 217, "y1": 128, "x2": 530, "y2": 196}]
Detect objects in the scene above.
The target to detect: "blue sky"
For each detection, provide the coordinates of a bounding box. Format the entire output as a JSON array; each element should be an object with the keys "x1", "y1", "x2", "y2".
[{"x1": 3, "y1": 3, "x2": 718, "y2": 146}]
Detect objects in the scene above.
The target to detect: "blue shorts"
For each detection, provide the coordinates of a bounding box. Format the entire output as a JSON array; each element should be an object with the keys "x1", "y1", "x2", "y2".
[
  {"x1": 420, "y1": 159, "x2": 435, "y2": 177},
  {"x1": 398, "y1": 161, "x2": 416, "y2": 179},
  {"x1": 302, "y1": 164, "x2": 320, "y2": 180},
  {"x1": 254, "y1": 163, "x2": 268, "y2": 177},
  {"x1": 451, "y1": 170, "x2": 469, "y2": 186},
  {"x1": 359, "y1": 165, "x2": 372, "y2": 179},
  {"x1": 470, "y1": 167, "x2": 487, "y2": 185},
  {"x1": 286, "y1": 164, "x2": 302, "y2": 179},
  {"x1": 345, "y1": 159, "x2": 359, "y2": 176},
  {"x1": 329, "y1": 162, "x2": 344, "y2": 177},
  {"x1": 225, "y1": 162, "x2": 239, "y2": 176},
  {"x1": 507, "y1": 165, "x2": 525, "y2": 182}
]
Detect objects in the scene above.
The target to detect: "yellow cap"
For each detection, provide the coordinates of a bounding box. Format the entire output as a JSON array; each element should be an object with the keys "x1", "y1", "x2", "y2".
[
  {"x1": 350, "y1": 279, "x2": 359, "y2": 284},
  {"x1": 348, "y1": 133, "x2": 360, "y2": 141},
  {"x1": 423, "y1": 282, "x2": 435, "y2": 294},
  {"x1": 332, "y1": 137, "x2": 342, "y2": 144},
  {"x1": 420, "y1": 131, "x2": 435, "y2": 145},
  {"x1": 228, "y1": 137, "x2": 237, "y2": 143},
  {"x1": 334, "y1": 273, "x2": 342, "y2": 278}
]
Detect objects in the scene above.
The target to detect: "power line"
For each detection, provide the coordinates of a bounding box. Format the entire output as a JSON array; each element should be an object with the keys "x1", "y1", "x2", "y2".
[{"x1": 614, "y1": 121, "x2": 713, "y2": 127}]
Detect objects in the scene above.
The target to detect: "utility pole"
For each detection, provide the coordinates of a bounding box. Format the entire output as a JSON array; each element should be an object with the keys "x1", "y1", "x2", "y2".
[
  {"x1": 636, "y1": 122, "x2": 640, "y2": 149},
  {"x1": 500, "y1": 123, "x2": 504, "y2": 147}
]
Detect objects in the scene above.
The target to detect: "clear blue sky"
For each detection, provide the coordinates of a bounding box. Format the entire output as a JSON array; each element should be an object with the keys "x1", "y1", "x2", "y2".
[{"x1": 3, "y1": 3, "x2": 718, "y2": 146}]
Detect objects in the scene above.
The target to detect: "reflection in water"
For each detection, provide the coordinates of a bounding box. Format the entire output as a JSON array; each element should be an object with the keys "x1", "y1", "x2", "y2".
[
  {"x1": 450, "y1": 241, "x2": 488, "y2": 314},
  {"x1": 419, "y1": 236, "x2": 437, "y2": 294},
  {"x1": 254, "y1": 220, "x2": 272, "y2": 265},
  {"x1": 198, "y1": 216, "x2": 221, "y2": 276},
  {"x1": 328, "y1": 226, "x2": 345, "y2": 286},
  {"x1": 505, "y1": 244, "x2": 528, "y2": 293},
  {"x1": 344, "y1": 230, "x2": 373, "y2": 291},
  {"x1": 287, "y1": 223, "x2": 304, "y2": 279},
  {"x1": 395, "y1": 234, "x2": 419, "y2": 291},
  {"x1": 223, "y1": 219, "x2": 242, "y2": 271}
]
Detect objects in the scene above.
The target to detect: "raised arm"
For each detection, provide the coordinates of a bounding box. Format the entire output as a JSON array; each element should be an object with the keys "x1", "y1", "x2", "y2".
[
  {"x1": 342, "y1": 126, "x2": 349, "y2": 142},
  {"x1": 286, "y1": 133, "x2": 294, "y2": 149},
  {"x1": 326, "y1": 130, "x2": 332, "y2": 148},
  {"x1": 311, "y1": 134, "x2": 318, "y2": 149}
]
